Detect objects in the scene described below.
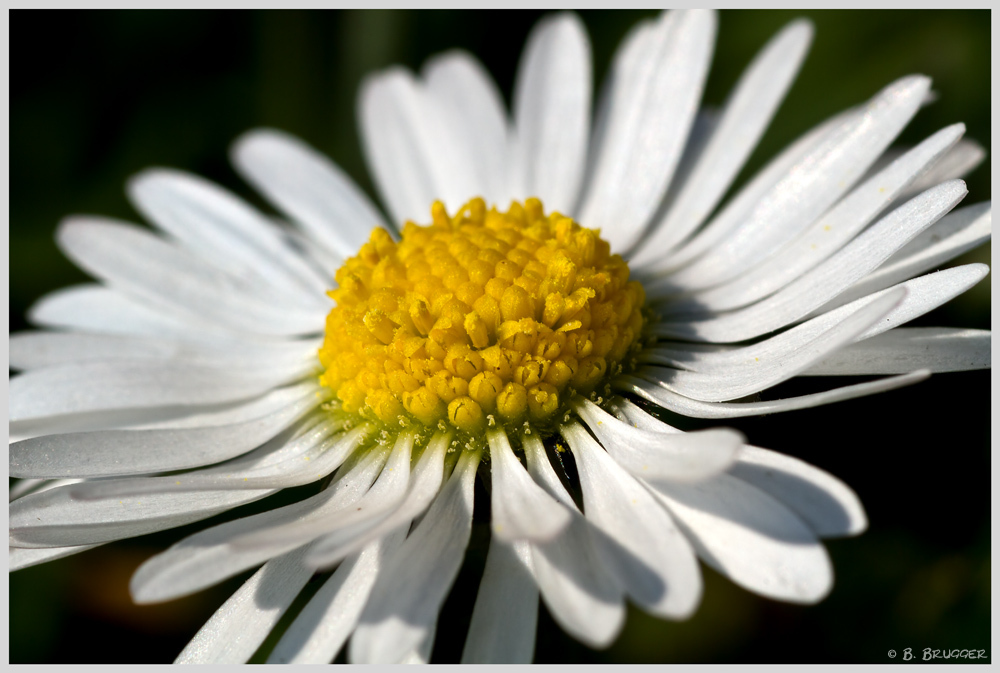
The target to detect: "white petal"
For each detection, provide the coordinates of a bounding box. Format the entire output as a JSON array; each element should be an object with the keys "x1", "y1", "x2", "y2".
[
  {"x1": 229, "y1": 431, "x2": 416, "y2": 554},
  {"x1": 521, "y1": 435, "x2": 626, "y2": 648},
  {"x1": 530, "y1": 523, "x2": 628, "y2": 648},
  {"x1": 648, "y1": 108, "x2": 855, "y2": 274},
  {"x1": 665, "y1": 76, "x2": 931, "y2": 289},
  {"x1": 10, "y1": 543, "x2": 102, "y2": 571},
  {"x1": 129, "y1": 445, "x2": 389, "y2": 603},
  {"x1": 13, "y1": 383, "x2": 320, "y2": 445},
  {"x1": 304, "y1": 431, "x2": 451, "y2": 568},
  {"x1": 729, "y1": 445, "x2": 867, "y2": 538},
  {"x1": 511, "y1": 12, "x2": 591, "y2": 215},
  {"x1": 283, "y1": 223, "x2": 343, "y2": 281},
  {"x1": 398, "y1": 623, "x2": 437, "y2": 664},
  {"x1": 585, "y1": 15, "x2": 653, "y2": 199},
  {"x1": 231, "y1": 128, "x2": 387, "y2": 257},
  {"x1": 573, "y1": 397, "x2": 742, "y2": 480},
  {"x1": 487, "y1": 427, "x2": 570, "y2": 542},
  {"x1": 460, "y1": 538, "x2": 537, "y2": 664},
  {"x1": 890, "y1": 200, "x2": 990, "y2": 267},
  {"x1": 349, "y1": 448, "x2": 479, "y2": 664},
  {"x1": 357, "y1": 69, "x2": 440, "y2": 224},
  {"x1": 641, "y1": 288, "x2": 907, "y2": 401},
  {"x1": 655, "y1": 180, "x2": 968, "y2": 342},
  {"x1": 651, "y1": 474, "x2": 833, "y2": 602},
  {"x1": 65, "y1": 421, "x2": 366, "y2": 497},
  {"x1": 9, "y1": 480, "x2": 273, "y2": 548},
  {"x1": 361, "y1": 67, "x2": 487, "y2": 219},
  {"x1": 849, "y1": 137, "x2": 985, "y2": 213},
  {"x1": 822, "y1": 202, "x2": 991, "y2": 312},
  {"x1": 267, "y1": 530, "x2": 406, "y2": 664},
  {"x1": 10, "y1": 476, "x2": 82, "y2": 502},
  {"x1": 805, "y1": 327, "x2": 990, "y2": 375},
  {"x1": 9, "y1": 330, "x2": 317, "y2": 372},
  {"x1": 10, "y1": 478, "x2": 52, "y2": 501},
  {"x1": 174, "y1": 545, "x2": 315, "y2": 664},
  {"x1": 127, "y1": 168, "x2": 330, "y2": 304},
  {"x1": 10, "y1": 405, "x2": 188, "y2": 442},
  {"x1": 57, "y1": 218, "x2": 323, "y2": 336},
  {"x1": 661, "y1": 124, "x2": 965, "y2": 313},
  {"x1": 654, "y1": 108, "x2": 720, "y2": 216},
  {"x1": 521, "y1": 432, "x2": 584, "y2": 508},
  {"x1": 561, "y1": 422, "x2": 701, "y2": 619},
  {"x1": 901, "y1": 138, "x2": 986, "y2": 199},
  {"x1": 609, "y1": 396, "x2": 680, "y2": 432},
  {"x1": 10, "y1": 383, "x2": 320, "y2": 477},
  {"x1": 137, "y1": 381, "x2": 321, "y2": 431},
  {"x1": 648, "y1": 265, "x2": 990, "y2": 373},
  {"x1": 29, "y1": 284, "x2": 243, "y2": 344},
  {"x1": 632, "y1": 19, "x2": 812, "y2": 262},
  {"x1": 10, "y1": 356, "x2": 306, "y2": 424},
  {"x1": 618, "y1": 370, "x2": 930, "y2": 419},
  {"x1": 825, "y1": 264, "x2": 990, "y2": 344},
  {"x1": 422, "y1": 51, "x2": 511, "y2": 206},
  {"x1": 580, "y1": 9, "x2": 716, "y2": 252}
]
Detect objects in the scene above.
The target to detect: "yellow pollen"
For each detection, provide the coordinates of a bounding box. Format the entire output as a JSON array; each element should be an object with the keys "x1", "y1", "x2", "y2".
[{"x1": 318, "y1": 197, "x2": 645, "y2": 436}]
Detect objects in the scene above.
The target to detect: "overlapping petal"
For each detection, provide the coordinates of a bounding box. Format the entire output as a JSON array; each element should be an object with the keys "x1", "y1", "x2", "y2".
[{"x1": 631, "y1": 17, "x2": 811, "y2": 261}]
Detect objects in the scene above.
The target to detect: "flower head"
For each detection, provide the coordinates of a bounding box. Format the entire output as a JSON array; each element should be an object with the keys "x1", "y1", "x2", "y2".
[
  {"x1": 317, "y1": 197, "x2": 645, "y2": 437},
  {"x1": 9, "y1": 9, "x2": 990, "y2": 664}
]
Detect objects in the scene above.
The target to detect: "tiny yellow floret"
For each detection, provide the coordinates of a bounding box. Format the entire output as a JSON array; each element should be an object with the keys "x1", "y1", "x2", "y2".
[{"x1": 318, "y1": 197, "x2": 645, "y2": 436}]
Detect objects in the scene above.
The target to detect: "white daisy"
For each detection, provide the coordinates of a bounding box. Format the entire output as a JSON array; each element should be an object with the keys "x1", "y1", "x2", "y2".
[{"x1": 9, "y1": 9, "x2": 990, "y2": 665}]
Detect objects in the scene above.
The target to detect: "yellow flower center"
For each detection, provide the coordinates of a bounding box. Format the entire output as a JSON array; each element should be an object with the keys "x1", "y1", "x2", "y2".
[{"x1": 318, "y1": 197, "x2": 645, "y2": 440}]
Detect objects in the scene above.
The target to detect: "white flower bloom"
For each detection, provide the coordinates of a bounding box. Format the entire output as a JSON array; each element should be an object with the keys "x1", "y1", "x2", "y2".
[{"x1": 9, "y1": 9, "x2": 990, "y2": 664}]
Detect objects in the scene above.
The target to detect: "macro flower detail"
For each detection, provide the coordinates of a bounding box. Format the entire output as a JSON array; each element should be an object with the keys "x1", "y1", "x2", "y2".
[{"x1": 9, "y1": 9, "x2": 990, "y2": 665}]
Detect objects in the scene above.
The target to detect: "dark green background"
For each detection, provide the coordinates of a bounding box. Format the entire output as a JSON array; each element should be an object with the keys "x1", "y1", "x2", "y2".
[{"x1": 9, "y1": 10, "x2": 990, "y2": 664}]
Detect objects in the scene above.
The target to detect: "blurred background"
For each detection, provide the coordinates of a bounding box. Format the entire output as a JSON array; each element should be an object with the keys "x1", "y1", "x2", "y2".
[{"x1": 9, "y1": 9, "x2": 990, "y2": 664}]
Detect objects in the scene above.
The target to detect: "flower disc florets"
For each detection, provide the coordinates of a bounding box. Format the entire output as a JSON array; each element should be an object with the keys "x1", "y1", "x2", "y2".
[{"x1": 319, "y1": 197, "x2": 646, "y2": 443}]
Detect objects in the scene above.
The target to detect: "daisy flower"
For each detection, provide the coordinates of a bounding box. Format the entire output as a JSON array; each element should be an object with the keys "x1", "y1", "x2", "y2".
[{"x1": 9, "y1": 9, "x2": 990, "y2": 664}]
